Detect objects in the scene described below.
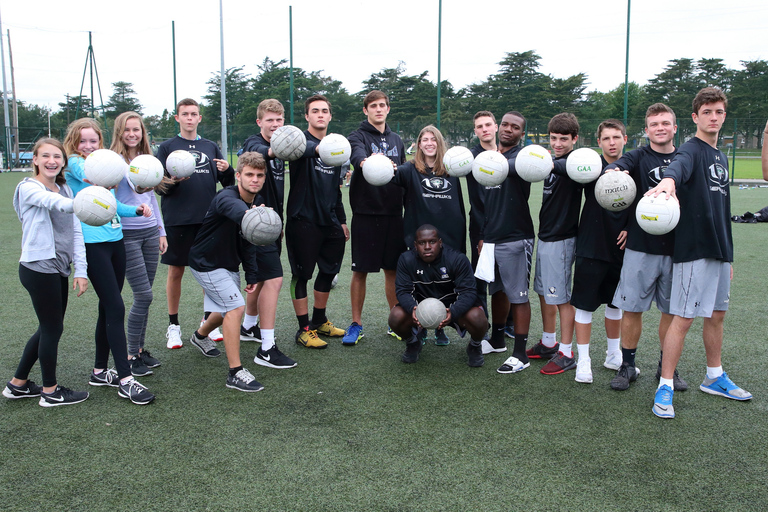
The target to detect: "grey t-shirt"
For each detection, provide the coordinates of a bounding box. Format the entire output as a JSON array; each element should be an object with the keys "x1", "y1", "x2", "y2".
[{"x1": 21, "y1": 186, "x2": 74, "y2": 276}]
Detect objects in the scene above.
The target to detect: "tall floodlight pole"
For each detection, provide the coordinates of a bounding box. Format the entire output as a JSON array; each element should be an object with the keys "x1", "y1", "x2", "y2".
[
  {"x1": 436, "y1": 0, "x2": 442, "y2": 130},
  {"x1": 289, "y1": 6, "x2": 294, "y2": 125},
  {"x1": 0, "y1": 6, "x2": 11, "y2": 170},
  {"x1": 172, "y1": 21, "x2": 178, "y2": 113},
  {"x1": 219, "y1": 0, "x2": 228, "y2": 156},
  {"x1": 623, "y1": 0, "x2": 631, "y2": 127}
]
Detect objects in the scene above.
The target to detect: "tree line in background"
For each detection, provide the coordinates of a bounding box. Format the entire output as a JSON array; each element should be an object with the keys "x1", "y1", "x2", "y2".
[{"x1": 3, "y1": 50, "x2": 767, "y2": 155}]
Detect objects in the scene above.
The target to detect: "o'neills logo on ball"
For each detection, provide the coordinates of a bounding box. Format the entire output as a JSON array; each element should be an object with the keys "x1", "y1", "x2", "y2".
[
  {"x1": 92, "y1": 198, "x2": 110, "y2": 210},
  {"x1": 479, "y1": 166, "x2": 494, "y2": 175},
  {"x1": 330, "y1": 150, "x2": 346, "y2": 156},
  {"x1": 605, "y1": 185, "x2": 629, "y2": 194},
  {"x1": 640, "y1": 214, "x2": 659, "y2": 221},
  {"x1": 529, "y1": 152, "x2": 545, "y2": 160}
]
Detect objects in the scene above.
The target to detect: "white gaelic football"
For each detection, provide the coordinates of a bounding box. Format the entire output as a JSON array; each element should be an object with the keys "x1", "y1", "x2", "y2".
[
  {"x1": 415, "y1": 298, "x2": 447, "y2": 329},
  {"x1": 635, "y1": 195, "x2": 680, "y2": 235},
  {"x1": 271, "y1": 125, "x2": 307, "y2": 161},
  {"x1": 318, "y1": 133, "x2": 351, "y2": 166},
  {"x1": 165, "y1": 150, "x2": 197, "y2": 178},
  {"x1": 241, "y1": 206, "x2": 283, "y2": 246},
  {"x1": 84, "y1": 149, "x2": 128, "y2": 188},
  {"x1": 362, "y1": 154, "x2": 395, "y2": 186},
  {"x1": 128, "y1": 154, "x2": 164, "y2": 188},
  {"x1": 566, "y1": 148, "x2": 603, "y2": 183},
  {"x1": 73, "y1": 186, "x2": 117, "y2": 226},
  {"x1": 472, "y1": 150, "x2": 509, "y2": 187},
  {"x1": 515, "y1": 144, "x2": 553, "y2": 182},
  {"x1": 594, "y1": 171, "x2": 637, "y2": 212},
  {"x1": 443, "y1": 146, "x2": 474, "y2": 177}
]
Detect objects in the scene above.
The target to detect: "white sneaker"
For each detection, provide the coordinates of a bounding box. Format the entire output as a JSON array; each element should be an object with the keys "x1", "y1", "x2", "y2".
[
  {"x1": 603, "y1": 350, "x2": 622, "y2": 370},
  {"x1": 481, "y1": 339, "x2": 508, "y2": 355},
  {"x1": 575, "y1": 358, "x2": 593, "y2": 383},
  {"x1": 201, "y1": 319, "x2": 224, "y2": 342},
  {"x1": 166, "y1": 324, "x2": 183, "y2": 349}
]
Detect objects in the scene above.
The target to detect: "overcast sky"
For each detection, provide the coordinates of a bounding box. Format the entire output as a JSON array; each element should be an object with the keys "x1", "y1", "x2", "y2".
[{"x1": 2, "y1": 0, "x2": 766, "y2": 118}]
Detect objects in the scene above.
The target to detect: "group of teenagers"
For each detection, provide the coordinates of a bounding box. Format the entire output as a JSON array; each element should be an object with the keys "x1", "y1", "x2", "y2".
[{"x1": 2, "y1": 86, "x2": 755, "y2": 418}]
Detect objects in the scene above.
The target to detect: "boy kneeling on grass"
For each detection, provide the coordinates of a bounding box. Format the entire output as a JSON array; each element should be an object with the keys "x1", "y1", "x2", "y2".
[{"x1": 188, "y1": 152, "x2": 297, "y2": 393}]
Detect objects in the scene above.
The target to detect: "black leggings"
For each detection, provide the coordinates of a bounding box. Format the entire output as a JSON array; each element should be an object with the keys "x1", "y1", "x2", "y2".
[
  {"x1": 15, "y1": 265, "x2": 68, "y2": 388},
  {"x1": 86, "y1": 241, "x2": 131, "y2": 379}
]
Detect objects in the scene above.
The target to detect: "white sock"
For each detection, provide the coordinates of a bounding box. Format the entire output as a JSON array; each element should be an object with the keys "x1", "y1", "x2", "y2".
[
  {"x1": 542, "y1": 332, "x2": 557, "y2": 348},
  {"x1": 261, "y1": 329, "x2": 275, "y2": 351},
  {"x1": 120, "y1": 376, "x2": 134, "y2": 386},
  {"x1": 560, "y1": 343, "x2": 573, "y2": 358},
  {"x1": 659, "y1": 377, "x2": 674, "y2": 390},
  {"x1": 607, "y1": 337, "x2": 621, "y2": 353},
  {"x1": 577, "y1": 343, "x2": 590, "y2": 361},
  {"x1": 707, "y1": 366, "x2": 724, "y2": 379},
  {"x1": 243, "y1": 314, "x2": 259, "y2": 330}
]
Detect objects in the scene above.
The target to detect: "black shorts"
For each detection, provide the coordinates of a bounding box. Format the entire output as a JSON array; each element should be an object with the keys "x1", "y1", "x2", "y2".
[
  {"x1": 254, "y1": 242, "x2": 284, "y2": 282},
  {"x1": 570, "y1": 256, "x2": 622, "y2": 312},
  {"x1": 285, "y1": 219, "x2": 345, "y2": 280},
  {"x1": 161, "y1": 224, "x2": 202, "y2": 267},
  {"x1": 351, "y1": 214, "x2": 406, "y2": 273}
]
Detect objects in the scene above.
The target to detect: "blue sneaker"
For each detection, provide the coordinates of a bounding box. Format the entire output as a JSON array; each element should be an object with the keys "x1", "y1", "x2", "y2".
[
  {"x1": 652, "y1": 384, "x2": 675, "y2": 419},
  {"x1": 342, "y1": 322, "x2": 364, "y2": 346},
  {"x1": 434, "y1": 328, "x2": 450, "y2": 346},
  {"x1": 699, "y1": 372, "x2": 752, "y2": 401},
  {"x1": 504, "y1": 325, "x2": 515, "y2": 338}
]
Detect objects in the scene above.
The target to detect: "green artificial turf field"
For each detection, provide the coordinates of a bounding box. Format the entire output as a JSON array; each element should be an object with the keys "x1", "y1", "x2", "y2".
[{"x1": 1, "y1": 171, "x2": 766, "y2": 511}]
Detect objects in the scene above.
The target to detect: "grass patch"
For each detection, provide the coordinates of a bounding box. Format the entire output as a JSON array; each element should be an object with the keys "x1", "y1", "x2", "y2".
[{"x1": 1, "y1": 171, "x2": 767, "y2": 511}]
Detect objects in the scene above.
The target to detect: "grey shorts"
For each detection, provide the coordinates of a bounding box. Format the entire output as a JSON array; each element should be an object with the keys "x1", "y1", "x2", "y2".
[
  {"x1": 533, "y1": 237, "x2": 575, "y2": 305},
  {"x1": 613, "y1": 249, "x2": 673, "y2": 314},
  {"x1": 489, "y1": 239, "x2": 533, "y2": 304},
  {"x1": 670, "y1": 259, "x2": 730, "y2": 318},
  {"x1": 190, "y1": 268, "x2": 244, "y2": 314}
]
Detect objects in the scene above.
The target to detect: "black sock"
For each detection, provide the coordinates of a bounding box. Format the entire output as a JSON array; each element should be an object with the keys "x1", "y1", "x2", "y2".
[
  {"x1": 193, "y1": 330, "x2": 206, "y2": 340},
  {"x1": 297, "y1": 314, "x2": 310, "y2": 330},
  {"x1": 513, "y1": 333, "x2": 529, "y2": 362},
  {"x1": 311, "y1": 307, "x2": 327, "y2": 326},
  {"x1": 169, "y1": 314, "x2": 179, "y2": 325},
  {"x1": 622, "y1": 347, "x2": 636, "y2": 367},
  {"x1": 491, "y1": 323, "x2": 506, "y2": 345},
  {"x1": 229, "y1": 366, "x2": 243, "y2": 377},
  {"x1": 204, "y1": 311, "x2": 211, "y2": 320}
]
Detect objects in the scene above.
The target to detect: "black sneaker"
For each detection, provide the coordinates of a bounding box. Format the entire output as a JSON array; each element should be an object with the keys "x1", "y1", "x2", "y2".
[
  {"x1": 3, "y1": 380, "x2": 43, "y2": 399},
  {"x1": 89, "y1": 368, "x2": 119, "y2": 387},
  {"x1": 130, "y1": 355, "x2": 153, "y2": 377},
  {"x1": 466, "y1": 343, "x2": 484, "y2": 367},
  {"x1": 611, "y1": 363, "x2": 640, "y2": 391},
  {"x1": 118, "y1": 378, "x2": 155, "y2": 405},
  {"x1": 190, "y1": 333, "x2": 221, "y2": 357},
  {"x1": 414, "y1": 327, "x2": 428, "y2": 345},
  {"x1": 140, "y1": 350, "x2": 161, "y2": 368},
  {"x1": 526, "y1": 340, "x2": 560, "y2": 360},
  {"x1": 254, "y1": 345, "x2": 297, "y2": 369},
  {"x1": 434, "y1": 328, "x2": 450, "y2": 346},
  {"x1": 226, "y1": 368, "x2": 264, "y2": 392},
  {"x1": 240, "y1": 324, "x2": 262, "y2": 342},
  {"x1": 401, "y1": 340, "x2": 423, "y2": 364},
  {"x1": 39, "y1": 386, "x2": 89, "y2": 407},
  {"x1": 656, "y1": 360, "x2": 689, "y2": 391}
]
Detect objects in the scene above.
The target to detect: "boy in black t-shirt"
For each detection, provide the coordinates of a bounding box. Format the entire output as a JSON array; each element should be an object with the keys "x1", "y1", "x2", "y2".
[
  {"x1": 648, "y1": 87, "x2": 752, "y2": 419},
  {"x1": 156, "y1": 98, "x2": 235, "y2": 349}
]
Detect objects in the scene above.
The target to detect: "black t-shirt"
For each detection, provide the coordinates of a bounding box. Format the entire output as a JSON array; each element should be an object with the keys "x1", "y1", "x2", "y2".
[
  {"x1": 482, "y1": 146, "x2": 534, "y2": 244},
  {"x1": 538, "y1": 153, "x2": 582, "y2": 242},
  {"x1": 392, "y1": 161, "x2": 466, "y2": 254},
  {"x1": 188, "y1": 186, "x2": 261, "y2": 284},
  {"x1": 607, "y1": 145, "x2": 676, "y2": 255},
  {"x1": 241, "y1": 133, "x2": 286, "y2": 219},
  {"x1": 395, "y1": 245, "x2": 477, "y2": 320},
  {"x1": 663, "y1": 137, "x2": 733, "y2": 263},
  {"x1": 467, "y1": 144, "x2": 489, "y2": 240},
  {"x1": 285, "y1": 131, "x2": 345, "y2": 227},
  {"x1": 575, "y1": 156, "x2": 629, "y2": 263},
  {"x1": 348, "y1": 120, "x2": 406, "y2": 216},
  {"x1": 155, "y1": 136, "x2": 235, "y2": 226}
]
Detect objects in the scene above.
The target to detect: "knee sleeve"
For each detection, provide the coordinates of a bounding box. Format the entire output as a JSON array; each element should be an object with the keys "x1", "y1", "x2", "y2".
[
  {"x1": 574, "y1": 308, "x2": 593, "y2": 324},
  {"x1": 604, "y1": 305, "x2": 623, "y2": 321},
  {"x1": 314, "y1": 272, "x2": 335, "y2": 294},
  {"x1": 291, "y1": 277, "x2": 308, "y2": 300}
]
